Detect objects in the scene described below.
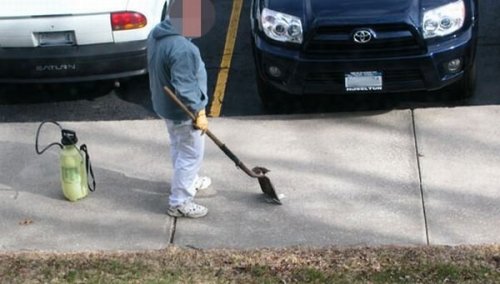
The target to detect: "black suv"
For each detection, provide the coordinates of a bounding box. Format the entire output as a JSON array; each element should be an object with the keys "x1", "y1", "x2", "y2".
[{"x1": 251, "y1": 0, "x2": 479, "y2": 106}]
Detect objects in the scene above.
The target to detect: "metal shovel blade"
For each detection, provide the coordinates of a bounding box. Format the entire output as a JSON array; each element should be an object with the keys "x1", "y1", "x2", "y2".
[{"x1": 253, "y1": 167, "x2": 281, "y2": 205}]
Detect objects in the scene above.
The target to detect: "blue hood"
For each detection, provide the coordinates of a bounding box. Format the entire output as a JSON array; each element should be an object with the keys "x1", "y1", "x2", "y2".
[
  {"x1": 151, "y1": 20, "x2": 180, "y2": 40},
  {"x1": 266, "y1": 0, "x2": 460, "y2": 27}
]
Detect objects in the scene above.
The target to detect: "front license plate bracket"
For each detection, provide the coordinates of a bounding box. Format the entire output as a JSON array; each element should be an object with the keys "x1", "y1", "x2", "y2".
[{"x1": 345, "y1": 71, "x2": 383, "y2": 92}]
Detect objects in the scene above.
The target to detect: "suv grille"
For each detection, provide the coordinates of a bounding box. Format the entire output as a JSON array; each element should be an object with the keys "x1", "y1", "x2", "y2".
[{"x1": 304, "y1": 24, "x2": 425, "y2": 58}]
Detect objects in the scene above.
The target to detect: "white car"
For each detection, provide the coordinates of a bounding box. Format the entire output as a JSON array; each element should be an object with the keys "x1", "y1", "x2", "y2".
[{"x1": 0, "y1": 0, "x2": 168, "y2": 83}]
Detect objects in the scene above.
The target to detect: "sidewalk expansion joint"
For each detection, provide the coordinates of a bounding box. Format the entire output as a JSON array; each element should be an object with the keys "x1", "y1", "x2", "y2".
[
  {"x1": 168, "y1": 217, "x2": 177, "y2": 244},
  {"x1": 411, "y1": 109, "x2": 430, "y2": 245}
]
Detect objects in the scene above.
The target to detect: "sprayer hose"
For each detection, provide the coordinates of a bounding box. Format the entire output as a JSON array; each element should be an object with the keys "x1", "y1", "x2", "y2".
[{"x1": 35, "y1": 121, "x2": 64, "y2": 155}]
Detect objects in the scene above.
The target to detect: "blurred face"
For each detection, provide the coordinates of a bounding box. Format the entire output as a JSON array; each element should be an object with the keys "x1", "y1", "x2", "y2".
[{"x1": 168, "y1": 0, "x2": 216, "y2": 38}]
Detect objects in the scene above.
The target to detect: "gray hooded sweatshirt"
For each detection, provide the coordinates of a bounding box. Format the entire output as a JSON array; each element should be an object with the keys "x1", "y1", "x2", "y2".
[{"x1": 147, "y1": 20, "x2": 208, "y2": 121}]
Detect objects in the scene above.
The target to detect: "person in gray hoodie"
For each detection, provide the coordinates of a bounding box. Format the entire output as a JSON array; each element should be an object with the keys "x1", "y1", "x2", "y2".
[{"x1": 147, "y1": 8, "x2": 211, "y2": 218}]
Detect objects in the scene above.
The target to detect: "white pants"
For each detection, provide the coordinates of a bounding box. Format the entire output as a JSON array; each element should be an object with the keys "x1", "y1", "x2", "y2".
[{"x1": 165, "y1": 119, "x2": 205, "y2": 207}]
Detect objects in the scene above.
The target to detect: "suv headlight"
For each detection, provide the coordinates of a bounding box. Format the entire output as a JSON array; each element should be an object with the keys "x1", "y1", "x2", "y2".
[
  {"x1": 423, "y1": 0, "x2": 465, "y2": 39},
  {"x1": 260, "y1": 8, "x2": 303, "y2": 44}
]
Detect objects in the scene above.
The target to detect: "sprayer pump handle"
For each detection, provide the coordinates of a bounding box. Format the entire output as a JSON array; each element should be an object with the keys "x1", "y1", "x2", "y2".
[{"x1": 61, "y1": 129, "x2": 78, "y2": 146}]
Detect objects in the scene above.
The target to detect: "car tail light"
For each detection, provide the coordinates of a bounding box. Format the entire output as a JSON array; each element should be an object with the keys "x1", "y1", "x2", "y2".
[{"x1": 111, "y1": 12, "x2": 147, "y2": 31}]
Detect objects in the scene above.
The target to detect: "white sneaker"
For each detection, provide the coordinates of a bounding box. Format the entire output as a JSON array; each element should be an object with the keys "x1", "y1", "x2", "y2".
[
  {"x1": 193, "y1": 176, "x2": 217, "y2": 198},
  {"x1": 167, "y1": 201, "x2": 208, "y2": 218},
  {"x1": 194, "y1": 176, "x2": 212, "y2": 191}
]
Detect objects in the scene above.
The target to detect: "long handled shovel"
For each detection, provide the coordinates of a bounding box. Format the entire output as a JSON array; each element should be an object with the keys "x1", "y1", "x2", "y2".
[{"x1": 163, "y1": 86, "x2": 281, "y2": 205}]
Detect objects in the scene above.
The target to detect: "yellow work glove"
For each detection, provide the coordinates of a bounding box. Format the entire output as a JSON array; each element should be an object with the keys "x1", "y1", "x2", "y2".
[{"x1": 193, "y1": 109, "x2": 208, "y2": 133}]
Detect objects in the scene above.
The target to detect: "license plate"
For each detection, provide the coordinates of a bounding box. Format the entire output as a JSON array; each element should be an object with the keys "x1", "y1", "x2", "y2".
[
  {"x1": 38, "y1": 31, "x2": 75, "y2": 47},
  {"x1": 345, "y1": 71, "x2": 383, "y2": 92}
]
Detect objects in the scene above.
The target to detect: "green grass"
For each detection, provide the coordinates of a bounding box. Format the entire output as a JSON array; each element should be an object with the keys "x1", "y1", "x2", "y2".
[{"x1": 1, "y1": 245, "x2": 499, "y2": 283}]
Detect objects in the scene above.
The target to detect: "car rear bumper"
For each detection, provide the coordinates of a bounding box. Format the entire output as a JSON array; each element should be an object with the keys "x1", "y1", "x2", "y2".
[
  {"x1": 253, "y1": 27, "x2": 478, "y2": 96},
  {"x1": 0, "y1": 40, "x2": 147, "y2": 83}
]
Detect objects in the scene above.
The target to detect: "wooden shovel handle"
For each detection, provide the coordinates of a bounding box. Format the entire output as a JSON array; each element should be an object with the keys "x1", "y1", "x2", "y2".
[
  {"x1": 163, "y1": 86, "x2": 197, "y2": 121},
  {"x1": 162, "y1": 86, "x2": 222, "y2": 145}
]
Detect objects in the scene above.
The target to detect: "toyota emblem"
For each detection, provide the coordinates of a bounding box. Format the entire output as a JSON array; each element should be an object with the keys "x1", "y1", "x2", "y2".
[{"x1": 353, "y1": 29, "x2": 373, "y2": 44}]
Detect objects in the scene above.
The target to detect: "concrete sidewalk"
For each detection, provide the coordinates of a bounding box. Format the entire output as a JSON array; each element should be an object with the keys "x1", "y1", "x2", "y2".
[{"x1": 0, "y1": 106, "x2": 499, "y2": 252}]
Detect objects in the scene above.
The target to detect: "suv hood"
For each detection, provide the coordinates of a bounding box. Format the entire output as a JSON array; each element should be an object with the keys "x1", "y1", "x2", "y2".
[
  {"x1": 267, "y1": 0, "x2": 456, "y2": 26},
  {"x1": 308, "y1": 0, "x2": 419, "y2": 19},
  {"x1": 0, "y1": 0, "x2": 129, "y2": 18}
]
